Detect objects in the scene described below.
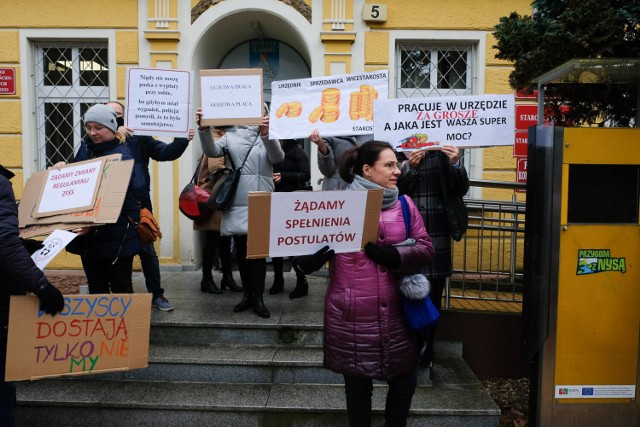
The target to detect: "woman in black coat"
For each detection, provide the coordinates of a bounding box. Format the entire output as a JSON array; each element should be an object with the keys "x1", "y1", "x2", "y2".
[
  {"x1": 269, "y1": 139, "x2": 311, "y2": 298},
  {"x1": 69, "y1": 104, "x2": 142, "y2": 294}
]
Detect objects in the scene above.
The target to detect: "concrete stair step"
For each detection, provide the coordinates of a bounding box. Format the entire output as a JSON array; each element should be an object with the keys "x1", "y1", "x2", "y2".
[
  {"x1": 85, "y1": 342, "x2": 431, "y2": 384},
  {"x1": 16, "y1": 357, "x2": 499, "y2": 427}
]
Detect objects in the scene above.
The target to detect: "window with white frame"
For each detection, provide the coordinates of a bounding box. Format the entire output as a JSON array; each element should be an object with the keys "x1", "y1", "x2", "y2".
[
  {"x1": 34, "y1": 42, "x2": 109, "y2": 169},
  {"x1": 396, "y1": 42, "x2": 476, "y2": 182},
  {"x1": 396, "y1": 42, "x2": 473, "y2": 98}
]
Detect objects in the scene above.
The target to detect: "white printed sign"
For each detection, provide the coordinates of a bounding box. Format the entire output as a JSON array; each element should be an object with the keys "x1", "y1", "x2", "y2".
[
  {"x1": 373, "y1": 94, "x2": 515, "y2": 150},
  {"x1": 126, "y1": 68, "x2": 192, "y2": 137},
  {"x1": 269, "y1": 70, "x2": 388, "y2": 139},
  {"x1": 31, "y1": 229, "x2": 78, "y2": 270},
  {"x1": 37, "y1": 160, "x2": 103, "y2": 216},
  {"x1": 200, "y1": 69, "x2": 264, "y2": 126},
  {"x1": 269, "y1": 191, "x2": 370, "y2": 257}
]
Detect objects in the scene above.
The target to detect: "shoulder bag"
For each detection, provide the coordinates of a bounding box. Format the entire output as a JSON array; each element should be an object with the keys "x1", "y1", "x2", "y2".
[
  {"x1": 213, "y1": 134, "x2": 259, "y2": 212},
  {"x1": 398, "y1": 196, "x2": 440, "y2": 333},
  {"x1": 137, "y1": 206, "x2": 162, "y2": 244},
  {"x1": 179, "y1": 155, "x2": 213, "y2": 220}
]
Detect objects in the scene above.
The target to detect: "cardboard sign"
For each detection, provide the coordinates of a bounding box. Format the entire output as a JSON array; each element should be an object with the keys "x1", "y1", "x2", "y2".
[
  {"x1": 35, "y1": 159, "x2": 104, "y2": 218},
  {"x1": 247, "y1": 189, "x2": 383, "y2": 259},
  {"x1": 18, "y1": 157, "x2": 134, "y2": 231},
  {"x1": 373, "y1": 94, "x2": 515, "y2": 150},
  {"x1": 200, "y1": 69, "x2": 264, "y2": 126},
  {"x1": 5, "y1": 293, "x2": 151, "y2": 381},
  {"x1": 126, "y1": 67, "x2": 193, "y2": 138},
  {"x1": 269, "y1": 70, "x2": 388, "y2": 139}
]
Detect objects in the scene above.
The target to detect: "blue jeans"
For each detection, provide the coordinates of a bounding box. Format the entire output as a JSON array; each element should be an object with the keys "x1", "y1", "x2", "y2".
[
  {"x1": 139, "y1": 242, "x2": 164, "y2": 298},
  {"x1": 0, "y1": 380, "x2": 16, "y2": 427}
]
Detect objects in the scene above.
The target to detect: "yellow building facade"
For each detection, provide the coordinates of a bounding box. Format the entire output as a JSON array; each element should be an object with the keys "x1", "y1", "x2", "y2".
[{"x1": 0, "y1": 0, "x2": 531, "y2": 270}]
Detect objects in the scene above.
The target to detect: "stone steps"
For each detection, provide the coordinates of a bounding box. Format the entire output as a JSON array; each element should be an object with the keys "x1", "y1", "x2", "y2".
[{"x1": 15, "y1": 270, "x2": 499, "y2": 426}]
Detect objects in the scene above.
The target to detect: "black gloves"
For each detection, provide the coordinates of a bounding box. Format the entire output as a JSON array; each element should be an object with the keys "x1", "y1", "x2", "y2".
[
  {"x1": 21, "y1": 238, "x2": 44, "y2": 255},
  {"x1": 34, "y1": 281, "x2": 65, "y2": 316},
  {"x1": 364, "y1": 242, "x2": 401, "y2": 269},
  {"x1": 293, "y1": 245, "x2": 335, "y2": 275}
]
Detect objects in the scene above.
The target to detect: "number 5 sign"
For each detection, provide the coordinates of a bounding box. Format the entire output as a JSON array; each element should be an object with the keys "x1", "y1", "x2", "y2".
[{"x1": 362, "y1": 4, "x2": 388, "y2": 22}]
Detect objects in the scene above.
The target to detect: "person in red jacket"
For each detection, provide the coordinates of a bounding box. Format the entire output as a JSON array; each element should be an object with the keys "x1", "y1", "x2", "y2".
[{"x1": 294, "y1": 141, "x2": 434, "y2": 427}]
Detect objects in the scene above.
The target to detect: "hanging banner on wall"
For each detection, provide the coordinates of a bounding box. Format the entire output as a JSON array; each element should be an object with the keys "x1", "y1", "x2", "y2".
[
  {"x1": 269, "y1": 70, "x2": 389, "y2": 139},
  {"x1": 373, "y1": 94, "x2": 515, "y2": 150},
  {"x1": 126, "y1": 67, "x2": 193, "y2": 138}
]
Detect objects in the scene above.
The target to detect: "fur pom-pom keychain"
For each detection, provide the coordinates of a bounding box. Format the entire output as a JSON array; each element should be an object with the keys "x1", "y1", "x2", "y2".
[{"x1": 399, "y1": 274, "x2": 431, "y2": 301}]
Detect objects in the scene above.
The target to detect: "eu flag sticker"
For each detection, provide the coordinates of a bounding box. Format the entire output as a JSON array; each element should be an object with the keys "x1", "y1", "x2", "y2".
[{"x1": 582, "y1": 388, "x2": 594, "y2": 396}]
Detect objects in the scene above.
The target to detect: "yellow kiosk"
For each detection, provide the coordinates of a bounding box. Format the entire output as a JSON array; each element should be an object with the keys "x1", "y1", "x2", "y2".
[{"x1": 524, "y1": 60, "x2": 640, "y2": 426}]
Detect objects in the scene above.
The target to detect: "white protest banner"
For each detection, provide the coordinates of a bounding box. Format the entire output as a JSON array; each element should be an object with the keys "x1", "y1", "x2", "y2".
[
  {"x1": 31, "y1": 229, "x2": 78, "y2": 270},
  {"x1": 247, "y1": 190, "x2": 383, "y2": 258},
  {"x1": 200, "y1": 69, "x2": 264, "y2": 126},
  {"x1": 126, "y1": 67, "x2": 192, "y2": 137},
  {"x1": 373, "y1": 94, "x2": 515, "y2": 150},
  {"x1": 269, "y1": 70, "x2": 389, "y2": 139},
  {"x1": 36, "y1": 159, "x2": 104, "y2": 217}
]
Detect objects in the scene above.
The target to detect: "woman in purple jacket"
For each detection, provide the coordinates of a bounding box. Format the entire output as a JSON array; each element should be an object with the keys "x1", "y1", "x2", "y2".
[{"x1": 294, "y1": 140, "x2": 434, "y2": 427}]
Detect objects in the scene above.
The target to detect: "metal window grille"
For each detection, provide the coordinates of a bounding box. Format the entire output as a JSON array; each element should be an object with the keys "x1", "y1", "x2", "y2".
[
  {"x1": 396, "y1": 43, "x2": 473, "y2": 98},
  {"x1": 34, "y1": 42, "x2": 109, "y2": 169},
  {"x1": 395, "y1": 42, "x2": 475, "y2": 170}
]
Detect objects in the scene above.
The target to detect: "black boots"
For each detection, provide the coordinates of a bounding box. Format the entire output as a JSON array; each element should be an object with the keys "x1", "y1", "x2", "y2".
[
  {"x1": 252, "y1": 294, "x2": 270, "y2": 318},
  {"x1": 221, "y1": 271, "x2": 242, "y2": 292},
  {"x1": 289, "y1": 276, "x2": 308, "y2": 299},
  {"x1": 233, "y1": 291, "x2": 253, "y2": 312},
  {"x1": 201, "y1": 277, "x2": 222, "y2": 294},
  {"x1": 269, "y1": 275, "x2": 284, "y2": 295}
]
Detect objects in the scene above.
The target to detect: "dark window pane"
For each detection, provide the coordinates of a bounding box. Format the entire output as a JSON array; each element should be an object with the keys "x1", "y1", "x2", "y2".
[
  {"x1": 43, "y1": 48, "x2": 72, "y2": 86},
  {"x1": 44, "y1": 103, "x2": 74, "y2": 167},
  {"x1": 80, "y1": 102, "x2": 91, "y2": 140},
  {"x1": 400, "y1": 49, "x2": 430, "y2": 89},
  {"x1": 568, "y1": 164, "x2": 639, "y2": 223},
  {"x1": 80, "y1": 47, "x2": 108, "y2": 87},
  {"x1": 437, "y1": 49, "x2": 467, "y2": 89}
]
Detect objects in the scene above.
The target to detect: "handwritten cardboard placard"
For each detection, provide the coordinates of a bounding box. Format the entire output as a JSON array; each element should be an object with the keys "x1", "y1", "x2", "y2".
[
  {"x1": 247, "y1": 189, "x2": 383, "y2": 259},
  {"x1": 373, "y1": 94, "x2": 515, "y2": 150},
  {"x1": 200, "y1": 68, "x2": 264, "y2": 126},
  {"x1": 5, "y1": 293, "x2": 151, "y2": 381},
  {"x1": 269, "y1": 70, "x2": 389, "y2": 139},
  {"x1": 35, "y1": 159, "x2": 104, "y2": 218},
  {"x1": 18, "y1": 157, "x2": 134, "y2": 230},
  {"x1": 126, "y1": 67, "x2": 193, "y2": 137}
]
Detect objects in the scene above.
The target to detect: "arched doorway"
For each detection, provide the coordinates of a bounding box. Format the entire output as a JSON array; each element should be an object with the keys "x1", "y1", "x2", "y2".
[{"x1": 183, "y1": 2, "x2": 315, "y2": 266}]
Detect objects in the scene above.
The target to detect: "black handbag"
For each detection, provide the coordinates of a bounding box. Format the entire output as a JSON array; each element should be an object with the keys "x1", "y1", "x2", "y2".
[
  {"x1": 438, "y1": 168, "x2": 468, "y2": 242},
  {"x1": 213, "y1": 135, "x2": 259, "y2": 212}
]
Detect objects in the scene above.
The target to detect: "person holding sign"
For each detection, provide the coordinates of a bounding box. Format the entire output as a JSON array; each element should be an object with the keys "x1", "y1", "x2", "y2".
[
  {"x1": 100, "y1": 101, "x2": 195, "y2": 312},
  {"x1": 310, "y1": 129, "x2": 370, "y2": 190},
  {"x1": 0, "y1": 164, "x2": 64, "y2": 425},
  {"x1": 293, "y1": 141, "x2": 434, "y2": 427},
  {"x1": 66, "y1": 104, "x2": 143, "y2": 295},
  {"x1": 270, "y1": 139, "x2": 311, "y2": 299},
  {"x1": 398, "y1": 146, "x2": 470, "y2": 368},
  {"x1": 196, "y1": 107, "x2": 284, "y2": 319}
]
